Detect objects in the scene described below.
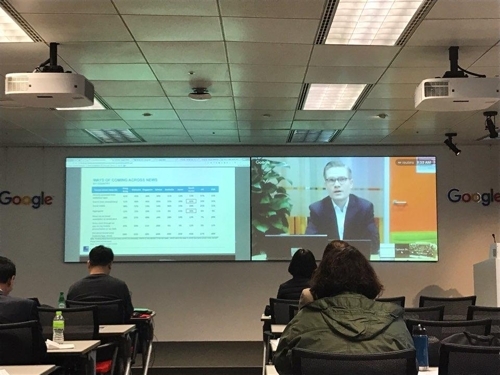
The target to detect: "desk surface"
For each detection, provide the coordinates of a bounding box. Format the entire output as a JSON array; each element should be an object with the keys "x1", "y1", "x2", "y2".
[
  {"x1": 130, "y1": 311, "x2": 156, "y2": 321},
  {"x1": 271, "y1": 324, "x2": 286, "y2": 334},
  {"x1": 0, "y1": 366, "x2": 57, "y2": 375},
  {"x1": 265, "y1": 365, "x2": 438, "y2": 375},
  {"x1": 99, "y1": 324, "x2": 135, "y2": 335},
  {"x1": 261, "y1": 314, "x2": 271, "y2": 322},
  {"x1": 47, "y1": 340, "x2": 100, "y2": 355}
]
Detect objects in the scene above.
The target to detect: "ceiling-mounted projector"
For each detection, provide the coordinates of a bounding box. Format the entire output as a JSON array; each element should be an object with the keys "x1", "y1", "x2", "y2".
[
  {"x1": 4, "y1": 42, "x2": 94, "y2": 108},
  {"x1": 415, "y1": 46, "x2": 500, "y2": 112}
]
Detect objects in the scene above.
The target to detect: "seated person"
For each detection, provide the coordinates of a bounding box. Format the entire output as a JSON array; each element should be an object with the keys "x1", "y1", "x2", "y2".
[
  {"x1": 0, "y1": 256, "x2": 47, "y2": 362},
  {"x1": 277, "y1": 248, "x2": 317, "y2": 300},
  {"x1": 274, "y1": 240, "x2": 414, "y2": 375},
  {"x1": 67, "y1": 245, "x2": 133, "y2": 321}
]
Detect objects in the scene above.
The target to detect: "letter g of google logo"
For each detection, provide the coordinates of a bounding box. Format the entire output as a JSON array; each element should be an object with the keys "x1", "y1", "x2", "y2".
[
  {"x1": 447, "y1": 188, "x2": 500, "y2": 207},
  {"x1": 0, "y1": 191, "x2": 53, "y2": 209}
]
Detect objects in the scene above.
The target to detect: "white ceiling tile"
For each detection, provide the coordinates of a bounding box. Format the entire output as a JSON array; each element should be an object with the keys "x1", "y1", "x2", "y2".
[
  {"x1": 140, "y1": 42, "x2": 227, "y2": 63},
  {"x1": 115, "y1": 110, "x2": 179, "y2": 121},
  {"x1": 232, "y1": 82, "x2": 301, "y2": 97},
  {"x1": 238, "y1": 129, "x2": 290, "y2": 137},
  {"x1": 359, "y1": 98, "x2": 416, "y2": 111},
  {"x1": 391, "y1": 46, "x2": 488, "y2": 68},
  {"x1": 0, "y1": 129, "x2": 48, "y2": 145},
  {"x1": 169, "y1": 97, "x2": 234, "y2": 110},
  {"x1": 403, "y1": 111, "x2": 477, "y2": 128},
  {"x1": 191, "y1": 135, "x2": 240, "y2": 143},
  {"x1": 341, "y1": 129, "x2": 393, "y2": 137},
  {"x1": 151, "y1": 64, "x2": 230, "y2": 81},
  {"x1": 305, "y1": 67, "x2": 385, "y2": 84},
  {"x1": 92, "y1": 81, "x2": 165, "y2": 97},
  {"x1": 70, "y1": 64, "x2": 156, "y2": 80},
  {"x1": 103, "y1": 97, "x2": 172, "y2": 110},
  {"x1": 187, "y1": 129, "x2": 239, "y2": 136},
  {"x1": 234, "y1": 97, "x2": 298, "y2": 110},
  {"x1": 23, "y1": 14, "x2": 132, "y2": 42},
  {"x1": 134, "y1": 128, "x2": 189, "y2": 136},
  {"x1": 345, "y1": 120, "x2": 405, "y2": 130},
  {"x1": 162, "y1": 81, "x2": 232, "y2": 97},
  {"x1": 29, "y1": 128, "x2": 89, "y2": 138},
  {"x1": 54, "y1": 110, "x2": 121, "y2": 121},
  {"x1": 223, "y1": 18, "x2": 319, "y2": 44},
  {"x1": 230, "y1": 65, "x2": 306, "y2": 83},
  {"x1": 380, "y1": 134, "x2": 447, "y2": 144},
  {"x1": 0, "y1": 64, "x2": 43, "y2": 76},
  {"x1": 351, "y1": 110, "x2": 416, "y2": 121},
  {"x1": 176, "y1": 110, "x2": 236, "y2": 120},
  {"x1": 427, "y1": 0, "x2": 500, "y2": 19},
  {"x1": 114, "y1": 0, "x2": 219, "y2": 15},
  {"x1": 379, "y1": 67, "x2": 444, "y2": 84},
  {"x1": 67, "y1": 120, "x2": 131, "y2": 129},
  {"x1": 0, "y1": 119, "x2": 21, "y2": 129},
  {"x1": 237, "y1": 121, "x2": 292, "y2": 129},
  {"x1": 57, "y1": 137, "x2": 103, "y2": 145},
  {"x1": 471, "y1": 46, "x2": 500, "y2": 67},
  {"x1": 291, "y1": 121, "x2": 347, "y2": 130},
  {"x1": 468, "y1": 66, "x2": 500, "y2": 77},
  {"x1": 58, "y1": 43, "x2": 146, "y2": 64},
  {"x1": 310, "y1": 45, "x2": 400, "y2": 67},
  {"x1": 367, "y1": 84, "x2": 417, "y2": 99},
  {"x1": 142, "y1": 135, "x2": 193, "y2": 143},
  {"x1": 0, "y1": 44, "x2": 49, "y2": 65},
  {"x1": 226, "y1": 42, "x2": 312, "y2": 65},
  {"x1": 333, "y1": 135, "x2": 385, "y2": 144},
  {"x1": 182, "y1": 121, "x2": 238, "y2": 130},
  {"x1": 123, "y1": 16, "x2": 222, "y2": 41},
  {"x1": 236, "y1": 110, "x2": 295, "y2": 121},
  {"x1": 294, "y1": 110, "x2": 354, "y2": 120},
  {"x1": 9, "y1": 0, "x2": 117, "y2": 13},
  {"x1": 126, "y1": 120, "x2": 183, "y2": 129},
  {"x1": 0, "y1": 108, "x2": 66, "y2": 124},
  {"x1": 219, "y1": 0, "x2": 325, "y2": 19},
  {"x1": 239, "y1": 136, "x2": 287, "y2": 144},
  {"x1": 407, "y1": 20, "x2": 500, "y2": 47}
]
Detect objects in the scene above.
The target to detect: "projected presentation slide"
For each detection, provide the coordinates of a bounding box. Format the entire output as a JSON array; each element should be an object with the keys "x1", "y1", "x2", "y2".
[
  {"x1": 251, "y1": 156, "x2": 437, "y2": 262},
  {"x1": 65, "y1": 158, "x2": 251, "y2": 262}
]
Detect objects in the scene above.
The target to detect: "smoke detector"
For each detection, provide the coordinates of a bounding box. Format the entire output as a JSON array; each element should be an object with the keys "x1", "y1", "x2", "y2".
[{"x1": 188, "y1": 87, "x2": 212, "y2": 101}]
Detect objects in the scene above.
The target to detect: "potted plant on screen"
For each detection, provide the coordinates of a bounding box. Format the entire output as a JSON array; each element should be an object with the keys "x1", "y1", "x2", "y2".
[{"x1": 251, "y1": 158, "x2": 293, "y2": 256}]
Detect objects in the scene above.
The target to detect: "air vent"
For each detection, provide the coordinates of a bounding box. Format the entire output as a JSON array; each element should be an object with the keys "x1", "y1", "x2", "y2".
[
  {"x1": 287, "y1": 129, "x2": 341, "y2": 143},
  {"x1": 351, "y1": 84, "x2": 374, "y2": 111},
  {"x1": 6, "y1": 74, "x2": 29, "y2": 92},
  {"x1": 314, "y1": 0, "x2": 339, "y2": 44},
  {"x1": 296, "y1": 83, "x2": 310, "y2": 110},
  {"x1": 0, "y1": 0, "x2": 45, "y2": 42},
  {"x1": 396, "y1": 0, "x2": 437, "y2": 46},
  {"x1": 424, "y1": 81, "x2": 449, "y2": 97}
]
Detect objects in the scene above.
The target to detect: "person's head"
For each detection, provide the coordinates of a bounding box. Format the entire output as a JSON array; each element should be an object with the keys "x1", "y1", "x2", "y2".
[
  {"x1": 323, "y1": 160, "x2": 353, "y2": 205},
  {"x1": 0, "y1": 256, "x2": 16, "y2": 295},
  {"x1": 310, "y1": 240, "x2": 383, "y2": 300},
  {"x1": 288, "y1": 248, "x2": 317, "y2": 279},
  {"x1": 87, "y1": 245, "x2": 114, "y2": 274}
]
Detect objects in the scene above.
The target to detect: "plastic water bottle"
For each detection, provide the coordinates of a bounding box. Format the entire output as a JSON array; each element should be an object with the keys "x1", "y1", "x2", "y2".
[
  {"x1": 412, "y1": 324, "x2": 429, "y2": 371},
  {"x1": 53, "y1": 311, "x2": 65, "y2": 344},
  {"x1": 58, "y1": 291, "x2": 66, "y2": 308}
]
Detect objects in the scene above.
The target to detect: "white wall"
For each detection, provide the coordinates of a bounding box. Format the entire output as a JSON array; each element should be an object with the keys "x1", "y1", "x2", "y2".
[{"x1": 0, "y1": 144, "x2": 499, "y2": 341}]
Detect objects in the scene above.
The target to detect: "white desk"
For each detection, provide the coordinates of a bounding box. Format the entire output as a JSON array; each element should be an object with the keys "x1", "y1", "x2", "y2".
[
  {"x1": 265, "y1": 365, "x2": 438, "y2": 375},
  {"x1": 270, "y1": 339, "x2": 279, "y2": 352},
  {"x1": 47, "y1": 340, "x2": 100, "y2": 355},
  {"x1": 99, "y1": 324, "x2": 135, "y2": 336},
  {"x1": 0, "y1": 366, "x2": 57, "y2": 375},
  {"x1": 271, "y1": 324, "x2": 286, "y2": 334},
  {"x1": 261, "y1": 314, "x2": 271, "y2": 321},
  {"x1": 130, "y1": 311, "x2": 156, "y2": 375}
]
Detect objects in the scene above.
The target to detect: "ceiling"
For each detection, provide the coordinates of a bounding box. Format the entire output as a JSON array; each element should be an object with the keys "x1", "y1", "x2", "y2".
[{"x1": 0, "y1": 0, "x2": 499, "y2": 147}]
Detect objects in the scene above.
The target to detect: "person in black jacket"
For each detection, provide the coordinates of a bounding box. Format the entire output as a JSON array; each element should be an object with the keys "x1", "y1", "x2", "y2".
[
  {"x1": 277, "y1": 248, "x2": 317, "y2": 300},
  {"x1": 0, "y1": 256, "x2": 47, "y2": 362}
]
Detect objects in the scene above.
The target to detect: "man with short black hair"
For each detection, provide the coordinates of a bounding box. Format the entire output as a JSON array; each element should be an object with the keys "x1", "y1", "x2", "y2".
[
  {"x1": 67, "y1": 245, "x2": 134, "y2": 320},
  {"x1": 0, "y1": 256, "x2": 47, "y2": 361}
]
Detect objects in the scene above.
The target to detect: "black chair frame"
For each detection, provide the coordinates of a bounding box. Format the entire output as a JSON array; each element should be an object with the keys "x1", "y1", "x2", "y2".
[
  {"x1": 0, "y1": 320, "x2": 40, "y2": 365},
  {"x1": 403, "y1": 305, "x2": 445, "y2": 321},
  {"x1": 269, "y1": 298, "x2": 299, "y2": 324},
  {"x1": 439, "y1": 342, "x2": 500, "y2": 375},
  {"x1": 38, "y1": 305, "x2": 99, "y2": 340}
]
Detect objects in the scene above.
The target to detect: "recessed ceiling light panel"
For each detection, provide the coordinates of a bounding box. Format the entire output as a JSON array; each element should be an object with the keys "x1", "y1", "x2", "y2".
[
  {"x1": 0, "y1": 6, "x2": 33, "y2": 42},
  {"x1": 303, "y1": 84, "x2": 366, "y2": 110}
]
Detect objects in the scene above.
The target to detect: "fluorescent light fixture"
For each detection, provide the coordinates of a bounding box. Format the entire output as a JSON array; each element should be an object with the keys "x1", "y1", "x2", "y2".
[
  {"x1": 326, "y1": 0, "x2": 425, "y2": 45},
  {"x1": 289, "y1": 129, "x2": 340, "y2": 143},
  {"x1": 0, "y1": 6, "x2": 32, "y2": 42},
  {"x1": 304, "y1": 84, "x2": 366, "y2": 110},
  {"x1": 56, "y1": 98, "x2": 105, "y2": 111},
  {"x1": 85, "y1": 129, "x2": 144, "y2": 143}
]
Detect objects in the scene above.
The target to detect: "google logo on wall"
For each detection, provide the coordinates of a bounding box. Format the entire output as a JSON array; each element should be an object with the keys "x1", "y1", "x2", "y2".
[
  {"x1": 0, "y1": 191, "x2": 53, "y2": 209},
  {"x1": 447, "y1": 188, "x2": 500, "y2": 206}
]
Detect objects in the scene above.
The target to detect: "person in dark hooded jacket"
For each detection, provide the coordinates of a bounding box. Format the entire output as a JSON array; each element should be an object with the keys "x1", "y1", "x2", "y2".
[{"x1": 274, "y1": 240, "x2": 414, "y2": 375}]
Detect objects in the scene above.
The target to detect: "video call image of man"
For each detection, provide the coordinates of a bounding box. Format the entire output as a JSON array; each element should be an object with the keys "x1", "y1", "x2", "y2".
[
  {"x1": 0, "y1": 256, "x2": 47, "y2": 362},
  {"x1": 67, "y1": 245, "x2": 134, "y2": 321},
  {"x1": 305, "y1": 160, "x2": 380, "y2": 254}
]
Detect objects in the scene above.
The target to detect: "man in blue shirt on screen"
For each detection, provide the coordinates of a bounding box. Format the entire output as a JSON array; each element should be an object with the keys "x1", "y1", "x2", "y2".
[{"x1": 305, "y1": 160, "x2": 380, "y2": 255}]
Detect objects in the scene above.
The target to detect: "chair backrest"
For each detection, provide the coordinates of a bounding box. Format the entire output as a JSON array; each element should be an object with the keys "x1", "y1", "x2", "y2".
[
  {"x1": 288, "y1": 304, "x2": 299, "y2": 322},
  {"x1": 405, "y1": 318, "x2": 492, "y2": 367},
  {"x1": 439, "y1": 342, "x2": 500, "y2": 375},
  {"x1": 38, "y1": 306, "x2": 98, "y2": 340},
  {"x1": 66, "y1": 299, "x2": 125, "y2": 325},
  {"x1": 0, "y1": 320, "x2": 40, "y2": 365},
  {"x1": 291, "y1": 348, "x2": 418, "y2": 375},
  {"x1": 419, "y1": 295, "x2": 476, "y2": 320},
  {"x1": 375, "y1": 296, "x2": 406, "y2": 307},
  {"x1": 403, "y1": 305, "x2": 445, "y2": 322},
  {"x1": 269, "y1": 298, "x2": 299, "y2": 324},
  {"x1": 467, "y1": 305, "x2": 500, "y2": 337}
]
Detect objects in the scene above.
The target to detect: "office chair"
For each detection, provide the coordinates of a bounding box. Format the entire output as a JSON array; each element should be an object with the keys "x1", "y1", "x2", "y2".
[
  {"x1": 405, "y1": 318, "x2": 491, "y2": 367},
  {"x1": 467, "y1": 305, "x2": 500, "y2": 337},
  {"x1": 419, "y1": 295, "x2": 476, "y2": 320},
  {"x1": 375, "y1": 296, "x2": 406, "y2": 307},
  {"x1": 403, "y1": 305, "x2": 445, "y2": 322},
  {"x1": 439, "y1": 342, "x2": 500, "y2": 375},
  {"x1": 0, "y1": 320, "x2": 42, "y2": 365},
  {"x1": 288, "y1": 304, "x2": 299, "y2": 322},
  {"x1": 269, "y1": 298, "x2": 299, "y2": 324},
  {"x1": 66, "y1": 299, "x2": 126, "y2": 324},
  {"x1": 291, "y1": 348, "x2": 418, "y2": 375},
  {"x1": 38, "y1": 306, "x2": 99, "y2": 340}
]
